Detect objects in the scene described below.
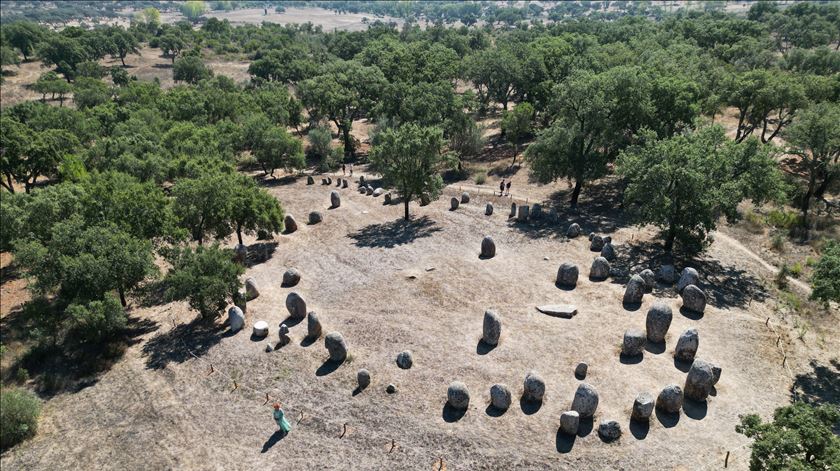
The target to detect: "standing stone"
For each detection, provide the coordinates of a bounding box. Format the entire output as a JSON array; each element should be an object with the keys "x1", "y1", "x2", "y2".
[
  {"x1": 623, "y1": 275, "x2": 646, "y2": 305},
  {"x1": 284, "y1": 214, "x2": 298, "y2": 233},
  {"x1": 560, "y1": 411, "x2": 580, "y2": 435},
  {"x1": 306, "y1": 311, "x2": 322, "y2": 339},
  {"x1": 234, "y1": 244, "x2": 248, "y2": 263},
  {"x1": 575, "y1": 362, "x2": 588, "y2": 379},
  {"x1": 589, "y1": 257, "x2": 610, "y2": 280},
  {"x1": 675, "y1": 328, "x2": 699, "y2": 362},
  {"x1": 307, "y1": 175, "x2": 314, "y2": 185},
  {"x1": 566, "y1": 223, "x2": 581, "y2": 238},
  {"x1": 517, "y1": 205, "x2": 530, "y2": 221},
  {"x1": 485, "y1": 203, "x2": 493, "y2": 216},
  {"x1": 308, "y1": 211, "x2": 323, "y2": 224},
  {"x1": 590, "y1": 235, "x2": 605, "y2": 252},
  {"x1": 461, "y1": 192, "x2": 470, "y2": 203},
  {"x1": 282, "y1": 268, "x2": 301, "y2": 287},
  {"x1": 373, "y1": 187, "x2": 383, "y2": 196},
  {"x1": 384, "y1": 193, "x2": 392, "y2": 204},
  {"x1": 321, "y1": 178, "x2": 327, "y2": 185},
  {"x1": 278, "y1": 323, "x2": 291, "y2": 346},
  {"x1": 657, "y1": 264, "x2": 677, "y2": 284},
  {"x1": 342, "y1": 179, "x2": 348, "y2": 188},
  {"x1": 335, "y1": 178, "x2": 342, "y2": 187},
  {"x1": 326, "y1": 177, "x2": 332, "y2": 185},
  {"x1": 253, "y1": 320, "x2": 269, "y2": 338},
  {"x1": 712, "y1": 366, "x2": 722, "y2": 385},
  {"x1": 676, "y1": 267, "x2": 700, "y2": 293},
  {"x1": 330, "y1": 190, "x2": 340, "y2": 208},
  {"x1": 228, "y1": 306, "x2": 245, "y2": 332},
  {"x1": 366, "y1": 185, "x2": 374, "y2": 195},
  {"x1": 684, "y1": 359, "x2": 715, "y2": 401},
  {"x1": 450, "y1": 197, "x2": 459, "y2": 210},
  {"x1": 531, "y1": 203, "x2": 542, "y2": 219},
  {"x1": 639, "y1": 269, "x2": 655, "y2": 291},
  {"x1": 482, "y1": 310, "x2": 502, "y2": 346},
  {"x1": 631, "y1": 393, "x2": 655, "y2": 422},
  {"x1": 386, "y1": 384, "x2": 397, "y2": 394},
  {"x1": 598, "y1": 420, "x2": 621, "y2": 441},
  {"x1": 681, "y1": 284, "x2": 707, "y2": 313},
  {"x1": 571, "y1": 383, "x2": 599, "y2": 418},
  {"x1": 622, "y1": 328, "x2": 646, "y2": 356},
  {"x1": 589, "y1": 232, "x2": 595, "y2": 241},
  {"x1": 480, "y1": 236, "x2": 496, "y2": 258},
  {"x1": 523, "y1": 371, "x2": 546, "y2": 402},
  {"x1": 656, "y1": 385, "x2": 683, "y2": 414},
  {"x1": 600, "y1": 243, "x2": 616, "y2": 261},
  {"x1": 510, "y1": 202, "x2": 517, "y2": 218},
  {"x1": 396, "y1": 351, "x2": 413, "y2": 369},
  {"x1": 285, "y1": 292, "x2": 307, "y2": 319},
  {"x1": 244, "y1": 277, "x2": 259, "y2": 300},
  {"x1": 324, "y1": 332, "x2": 348, "y2": 362},
  {"x1": 357, "y1": 369, "x2": 371, "y2": 390},
  {"x1": 447, "y1": 382, "x2": 470, "y2": 409},
  {"x1": 556, "y1": 263, "x2": 579, "y2": 288},
  {"x1": 645, "y1": 302, "x2": 673, "y2": 343},
  {"x1": 490, "y1": 384, "x2": 512, "y2": 410},
  {"x1": 359, "y1": 175, "x2": 366, "y2": 186}
]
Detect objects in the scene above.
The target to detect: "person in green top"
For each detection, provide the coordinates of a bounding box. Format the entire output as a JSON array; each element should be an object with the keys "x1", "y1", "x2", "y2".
[{"x1": 273, "y1": 403, "x2": 292, "y2": 435}]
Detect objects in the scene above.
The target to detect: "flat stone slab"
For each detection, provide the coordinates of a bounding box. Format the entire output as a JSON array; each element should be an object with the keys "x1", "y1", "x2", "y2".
[{"x1": 536, "y1": 304, "x2": 578, "y2": 319}]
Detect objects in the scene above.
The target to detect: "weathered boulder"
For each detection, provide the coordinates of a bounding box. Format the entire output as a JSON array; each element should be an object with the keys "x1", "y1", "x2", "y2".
[
  {"x1": 308, "y1": 211, "x2": 323, "y2": 224},
  {"x1": 307, "y1": 175, "x2": 314, "y2": 185},
  {"x1": 712, "y1": 366, "x2": 722, "y2": 385},
  {"x1": 566, "y1": 223, "x2": 581, "y2": 238},
  {"x1": 373, "y1": 187, "x2": 383, "y2": 197},
  {"x1": 523, "y1": 371, "x2": 546, "y2": 402},
  {"x1": 631, "y1": 393, "x2": 655, "y2": 422},
  {"x1": 306, "y1": 311, "x2": 322, "y2": 339},
  {"x1": 282, "y1": 268, "x2": 301, "y2": 287},
  {"x1": 447, "y1": 381, "x2": 470, "y2": 409},
  {"x1": 560, "y1": 411, "x2": 580, "y2": 435},
  {"x1": 396, "y1": 351, "x2": 413, "y2": 369},
  {"x1": 517, "y1": 205, "x2": 530, "y2": 221},
  {"x1": 482, "y1": 309, "x2": 502, "y2": 346},
  {"x1": 326, "y1": 177, "x2": 332, "y2": 185},
  {"x1": 657, "y1": 264, "x2": 677, "y2": 284},
  {"x1": 681, "y1": 284, "x2": 707, "y2": 313},
  {"x1": 450, "y1": 197, "x2": 459, "y2": 210},
  {"x1": 531, "y1": 203, "x2": 542, "y2": 219},
  {"x1": 646, "y1": 302, "x2": 673, "y2": 343},
  {"x1": 623, "y1": 274, "x2": 646, "y2": 305},
  {"x1": 571, "y1": 383, "x2": 599, "y2": 418},
  {"x1": 386, "y1": 384, "x2": 397, "y2": 394},
  {"x1": 675, "y1": 328, "x2": 699, "y2": 362},
  {"x1": 245, "y1": 277, "x2": 259, "y2": 300},
  {"x1": 284, "y1": 214, "x2": 298, "y2": 233},
  {"x1": 677, "y1": 267, "x2": 700, "y2": 293},
  {"x1": 590, "y1": 235, "x2": 605, "y2": 252},
  {"x1": 330, "y1": 190, "x2": 340, "y2": 208},
  {"x1": 590, "y1": 257, "x2": 610, "y2": 280},
  {"x1": 490, "y1": 384, "x2": 511, "y2": 410},
  {"x1": 228, "y1": 306, "x2": 245, "y2": 332},
  {"x1": 335, "y1": 178, "x2": 342, "y2": 187},
  {"x1": 366, "y1": 185, "x2": 373, "y2": 196},
  {"x1": 461, "y1": 192, "x2": 470, "y2": 203},
  {"x1": 285, "y1": 292, "x2": 307, "y2": 319},
  {"x1": 639, "y1": 269, "x2": 655, "y2": 291},
  {"x1": 556, "y1": 263, "x2": 579, "y2": 288},
  {"x1": 485, "y1": 203, "x2": 493, "y2": 216},
  {"x1": 324, "y1": 332, "x2": 348, "y2": 362},
  {"x1": 253, "y1": 320, "x2": 269, "y2": 338},
  {"x1": 598, "y1": 420, "x2": 621, "y2": 442},
  {"x1": 656, "y1": 385, "x2": 683, "y2": 414},
  {"x1": 510, "y1": 203, "x2": 517, "y2": 218},
  {"x1": 622, "y1": 328, "x2": 646, "y2": 357},
  {"x1": 357, "y1": 369, "x2": 371, "y2": 390},
  {"x1": 278, "y1": 323, "x2": 291, "y2": 346},
  {"x1": 341, "y1": 179, "x2": 348, "y2": 188},
  {"x1": 480, "y1": 236, "x2": 496, "y2": 259},
  {"x1": 684, "y1": 359, "x2": 715, "y2": 401},
  {"x1": 600, "y1": 243, "x2": 616, "y2": 261},
  {"x1": 234, "y1": 244, "x2": 248, "y2": 263}
]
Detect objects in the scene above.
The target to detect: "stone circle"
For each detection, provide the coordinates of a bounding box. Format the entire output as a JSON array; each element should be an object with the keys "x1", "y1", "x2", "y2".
[
  {"x1": 308, "y1": 211, "x2": 323, "y2": 224},
  {"x1": 656, "y1": 384, "x2": 683, "y2": 414},
  {"x1": 307, "y1": 175, "x2": 314, "y2": 185},
  {"x1": 482, "y1": 309, "x2": 502, "y2": 346},
  {"x1": 396, "y1": 351, "x2": 413, "y2": 369},
  {"x1": 447, "y1": 381, "x2": 470, "y2": 409},
  {"x1": 622, "y1": 328, "x2": 646, "y2": 356},
  {"x1": 566, "y1": 223, "x2": 581, "y2": 238},
  {"x1": 645, "y1": 302, "x2": 673, "y2": 343},
  {"x1": 485, "y1": 203, "x2": 493, "y2": 216},
  {"x1": 480, "y1": 236, "x2": 496, "y2": 258},
  {"x1": 510, "y1": 202, "x2": 517, "y2": 217},
  {"x1": 575, "y1": 362, "x2": 588, "y2": 379},
  {"x1": 523, "y1": 371, "x2": 546, "y2": 402},
  {"x1": 589, "y1": 257, "x2": 610, "y2": 280},
  {"x1": 657, "y1": 264, "x2": 677, "y2": 284},
  {"x1": 450, "y1": 197, "x2": 459, "y2": 210},
  {"x1": 560, "y1": 410, "x2": 580, "y2": 435},
  {"x1": 306, "y1": 311, "x2": 322, "y2": 339},
  {"x1": 556, "y1": 263, "x2": 579, "y2": 288},
  {"x1": 600, "y1": 242, "x2": 616, "y2": 261},
  {"x1": 282, "y1": 268, "x2": 301, "y2": 287},
  {"x1": 681, "y1": 284, "x2": 707, "y2": 313},
  {"x1": 460, "y1": 192, "x2": 470, "y2": 203},
  {"x1": 590, "y1": 235, "x2": 605, "y2": 252},
  {"x1": 284, "y1": 214, "x2": 298, "y2": 233},
  {"x1": 571, "y1": 383, "x2": 599, "y2": 418},
  {"x1": 517, "y1": 205, "x2": 530, "y2": 221},
  {"x1": 228, "y1": 306, "x2": 245, "y2": 332},
  {"x1": 357, "y1": 369, "x2": 371, "y2": 390},
  {"x1": 623, "y1": 274, "x2": 646, "y2": 305},
  {"x1": 252, "y1": 320, "x2": 268, "y2": 338},
  {"x1": 598, "y1": 420, "x2": 621, "y2": 441},
  {"x1": 639, "y1": 269, "x2": 655, "y2": 291},
  {"x1": 684, "y1": 359, "x2": 715, "y2": 401},
  {"x1": 490, "y1": 384, "x2": 512, "y2": 410},
  {"x1": 631, "y1": 392, "x2": 655, "y2": 422},
  {"x1": 285, "y1": 292, "x2": 307, "y2": 319},
  {"x1": 324, "y1": 332, "x2": 348, "y2": 362},
  {"x1": 675, "y1": 328, "x2": 699, "y2": 362},
  {"x1": 245, "y1": 277, "x2": 259, "y2": 300},
  {"x1": 330, "y1": 190, "x2": 340, "y2": 208},
  {"x1": 373, "y1": 187, "x2": 383, "y2": 196},
  {"x1": 676, "y1": 267, "x2": 700, "y2": 293}
]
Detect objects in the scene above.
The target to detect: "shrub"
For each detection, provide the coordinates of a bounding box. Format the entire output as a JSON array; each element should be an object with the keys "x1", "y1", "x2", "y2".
[
  {"x1": 811, "y1": 241, "x2": 840, "y2": 304},
  {"x1": 15, "y1": 368, "x2": 30, "y2": 384},
  {"x1": 742, "y1": 208, "x2": 765, "y2": 234},
  {"x1": 789, "y1": 262, "x2": 803, "y2": 279},
  {"x1": 66, "y1": 295, "x2": 127, "y2": 343},
  {"x1": 771, "y1": 232, "x2": 786, "y2": 252},
  {"x1": 0, "y1": 388, "x2": 41, "y2": 450},
  {"x1": 776, "y1": 264, "x2": 790, "y2": 289},
  {"x1": 474, "y1": 172, "x2": 487, "y2": 185},
  {"x1": 767, "y1": 209, "x2": 800, "y2": 230},
  {"x1": 164, "y1": 244, "x2": 244, "y2": 318}
]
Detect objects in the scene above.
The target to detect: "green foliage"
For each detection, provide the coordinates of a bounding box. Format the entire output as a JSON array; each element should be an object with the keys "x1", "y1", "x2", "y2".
[
  {"x1": 38, "y1": 34, "x2": 89, "y2": 81},
  {"x1": 229, "y1": 174, "x2": 284, "y2": 245},
  {"x1": 57, "y1": 154, "x2": 88, "y2": 183},
  {"x1": 66, "y1": 294, "x2": 127, "y2": 343},
  {"x1": 474, "y1": 172, "x2": 487, "y2": 185},
  {"x1": 767, "y1": 209, "x2": 801, "y2": 230},
  {"x1": 164, "y1": 244, "x2": 244, "y2": 318},
  {"x1": 73, "y1": 77, "x2": 111, "y2": 110},
  {"x1": 737, "y1": 402, "x2": 840, "y2": 471},
  {"x1": 4, "y1": 21, "x2": 45, "y2": 61},
  {"x1": 173, "y1": 55, "x2": 213, "y2": 84},
  {"x1": 307, "y1": 125, "x2": 337, "y2": 171},
  {"x1": 811, "y1": 241, "x2": 840, "y2": 304},
  {"x1": 252, "y1": 126, "x2": 305, "y2": 177},
  {"x1": 172, "y1": 172, "x2": 235, "y2": 244},
  {"x1": 500, "y1": 102, "x2": 533, "y2": 166},
  {"x1": 0, "y1": 387, "x2": 41, "y2": 451},
  {"x1": 181, "y1": 1, "x2": 207, "y2": 22}
]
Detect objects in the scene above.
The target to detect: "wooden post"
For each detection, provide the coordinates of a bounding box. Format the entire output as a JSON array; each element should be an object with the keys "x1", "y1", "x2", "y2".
[
  {"x1": 783, "y1": 355, "x2": 787, "y2": 366},
  {"x1": 207, "y1": 364, "x2": 214, "y2": 375},
  {"x1": 297, "y1": 411, "x2": 304, "y2": 424},
  {"x1": 263, "y1": 393, "x2": 270, "y2": 405},
  {"x1": 340, "y1": 423, "x2": 348, "y2": 438},
  {"x1": 766, "y1": 317, "x2": 770, "y2": 326},
  {"x1": 438, "y1": 457, "x2": 444, "y2": 470},
  {"x1": 231, "y1": 380, "x2": 238, "y2": 392},
  {"x1": 777, "y1": 335, "x2": 781, "y2": 346},
  {"x1": 725, "y1": 450, "x2": 730, "y2": 468},
  {"x1": 389, "y1": 439, "x2": 396, "y2": 453}
]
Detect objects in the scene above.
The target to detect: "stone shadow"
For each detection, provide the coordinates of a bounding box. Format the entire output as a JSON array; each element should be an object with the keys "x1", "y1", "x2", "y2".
[
  {"x1": 629, "y1": 419, "x2": 650, "y2": 439},
  {"x1": 485, "y1": 404, "x2": 506, "y2": 418},
  {"x1": 442, "y1": 403, "x2": 467, "y2": 423},
  {"x1": 619, "y1": 353, "x2": 643, "y2": 365},
  {"x1": 655, "y1": 408, "x2": 680, "y2": 428},
  {"x1": 258, "y1": 175, "x2": 298, "y2": 187},
  {"x1": 519, "y1": 396, "x2": 543, "y2": 415},
  {"x1": 674, "y1": 357, "x2": 692, "y2": 373},
  {"x1": 645, "y1": 340, "x2": 666, "y2": 354},
  {"x1": 577, "y1": 417, "x2": 594, "y2": 437},
  {"x1": 142, "y1": 316, "x2": 226, "y2": 370},
  {"x1": 348, "y1": 216, "x2": 442, "y2": 249},
  {"x1": 683, "y1": 398, "x2": 708, "y2": 420},
  {"x1": 476, "y1": 339, "x2": 496, "y2": 355},
  {"x1": 555, "y1": 428, "x2": 576, "y2": 453},
  {"x1": 245, "y1": 242, "x2": 278, "y2": 268},
  {"x1": 679, "y1": 306, "x2": 704, "y2": 320},
  {"x1": 315, "y1": 358, "x2": 343, "y2": 377}
]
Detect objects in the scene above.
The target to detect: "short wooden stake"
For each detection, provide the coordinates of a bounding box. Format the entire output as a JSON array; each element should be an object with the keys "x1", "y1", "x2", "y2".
[
  {"x1": 263, "y1": 393, "x2": 270, "y2": 405},
  {"x1": 783, "y1": 355, "x2": 787, "y2": 366},
  {"x1": 765, "y1": 317, "x2": 770, "y2": 326},
  {"x1": 207, "y1": 364, "x2": 214, "y2": 375},
  {"x1": 340, "y1": 423, "x2": 348, "y2": 438},
  {"x1": 438, "y1": 457, "x2": 444, "y2": 470},
  {"x1": 725, "y1": 450, "x2": 730, "y2": 468},
  {"x1": 297, "y1": 411, "x2": 304, "y2": 424},
  {"x1": 777, "y1": 335, "x2": 781, "y2": 346},
  {"x1": 389, "y1": 439, "x2": 396, "y2": 453},
  {"x1": 231, "y1": 380, "x2": 238, "y2": 392}
]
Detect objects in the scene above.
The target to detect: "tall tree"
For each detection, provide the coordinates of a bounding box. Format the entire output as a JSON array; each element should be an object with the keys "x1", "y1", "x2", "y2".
[
  {"x1": 38, "y1": 34, "x2": 89, "y2": 82},
  {"x1": 164, "y1": 244, "x2": 243, "y2": 319},
  {"x1": 4, "y1": 22, "x2": 45, "y2": 62},
  {"x1": 252, "y1": 126, "x2": 305, "y2": 178},
  {"x1": 172, "y1": 172, "x2": 235, "y2": 245},
  {"x1": 500, "y1": 102, "x2": 534, "y2": 168},
  {"x1": 107, "y1": 27, "x2": 140, "y2": 67},
  {"x1": 229, "y1": 175, "x2": 284, "y2": 245}
]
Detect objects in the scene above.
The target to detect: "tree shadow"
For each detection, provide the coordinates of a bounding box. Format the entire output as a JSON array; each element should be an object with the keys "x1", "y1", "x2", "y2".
[
  {"x1": 142, "y1": 316, "x2": 226, "y2": 370},
  {"x1": 152, "y1": 63, "x2": 173, "y2": 69},
  {"x1": 476, "y1": 339, "x2": 496, "y2": 355},
  {"x1": 555, "y1": 428, "x2": 576, "y2": 453},
  {"x1": 442, "y1": 403, "x2": 467, "y2": 423},
  {"x1": 691, "y1": 258, "x2": 770, "y2": 309},
  {"x1": 609, "y1": 240, "x2": 669, "y2": 285},
  {"x1": 485, "y1": 404, "x2": 507, "y2": 417},
  {"x1": 629, "y1": 419, "x2": 650, "y2": 439},
  {"x1": 645, "y1": 340, "x2": 666, "y2": 354},
  {"x1": 260, "y1": 430, "x2": 286, "y2": 453},
  {"x1": 619, "y1": 353, "x2": 643, "y2": 365},
  {"x1": 519, "y1": 396, "x2": 543, "y2": 415},
  {"x1": 245, "y1": 242, "x2": 278, "y2": 268},
  {"x1": 133, "y1": 279, "x2": 170, "y2": 308},
  {"x1": 679, "y1": 306, "x2": 704, "y2": 320},
  {"x1": 315, "y1": 358, "x2": 343, "y2": 377},
  {"x1": 683, "y1": 398, "x2": 708, "y2": 420},
  {"x1": 348, "y1": 216, "x2": 442, "y2": 248},
  {"x1": 791, "y1": 358, "x2": 840, "y2": 407},
  {"x1": 258, "y1": 175, "x2": 298, "y2": 187},
  {"x1": 655, "y1": 408, "x2": 680, "y2": 428}
]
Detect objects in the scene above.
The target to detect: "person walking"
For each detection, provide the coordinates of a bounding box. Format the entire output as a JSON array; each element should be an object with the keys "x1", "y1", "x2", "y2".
[
  {"x1": 499, "y1": 179, "x2": 505, "y2": 197},
  {"x1": 506, "y1": 180, "x2": 511, "y2": 197},
  {"x1": 273, "y1": 403, "x2": 292, "y2": 436}
]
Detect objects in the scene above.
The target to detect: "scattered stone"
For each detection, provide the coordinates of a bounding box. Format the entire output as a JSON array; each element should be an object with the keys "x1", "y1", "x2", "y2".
[
  {"x1": 482, "y1": 310, "x2": 502, "y2": 346},
  {"x1": 676, "y1": 267, "x2": 700, "y2": 293},
  {"x1": 531, "y1": 203, "x2": 542, "y2": 219},
  {"x1": 309, "y1": 211, "x2": 323, "y2": 224},
  {"x1": 600, "y1": 243, "x2": 616, "y2": 261},
  {"x1": 253, "y1": 320, "x2": 269, "y2": 338},
  {"x1": 622, "y1": 329, "x2": 646, "y2": 356},
  {"x1": 265, "y1": 343, "x2": 274, "y2": 352},
  {"x1": 245, "y1": 277, "x2": 259, "y2": 300},
  {"x1": 450, "y1": 197, "x2": 459, "y2": 210},
  {"x1": 560, "y1": 411, "x2": 580, "y2": 435},
  {"x1": 523, "y1": 371, "x2": 546, "y2": 402},
  {"x1": 675, "y1": 328, "x2": 699, "y2": 362},
  {"x1": 639, "y1": 269, "x2": 655, "y2": 291},
  {"x1": 590, "y1": 235, "x2": 605, "y2": 252},
  {"x1": 330, "y1": 190, "x2": 340, "y2": 208},
  {"x1": 366, "y1": 185, "x2": 374, "y2": 196},
  {"x1": 631, "y1": 393, "x2": 655, "y2": 422},
  {"x1": 447, "y1": 381, "x2": 470, "y2": 409},
  {"x1": 480, "y1": 236, "x2": 496, "y2": 258},
  {"x1": 656, "y1": 385, "x2": 683, "y2": 414},
  {"x1": 395, "y1": 351, "x2": 413, "y2": 369},
  {"x1": 657, "y1": 264, "x2": 677, "y2": 284},
  {"x1": 373, "y1": 187, "x2": 383, "y2": 197},
  {"x1": 556, "y1": 263, "x2": 579, "y2": 288},
  {"x1": 490, "y1": 384, "x2": 512, "y2": 410},
  {"x1": 681, "y1": 284, "x2": 707, "y2": 313},
  {"x1": 566, "y1": 223, "x2": 581, "y2": 238},
  {"x1": 575, "y1": 362, "x2": 588, "y2": 379},
  {"x1": 623, "y1": 274, "x2": 646, "y2": 305},
  {"x1": 646, "y1": 302, "x2": 673, "y2": 343},
  {"x1": 510, "y1": 202, "x2": 517, "y2": 218},
  {"x1": 599, "y1": 420, "x2": 621, "y2": 441},
  {"x1": 282, "y1": 268, "x2": 301, "y2": 287},
  {"x1": 326, "y1": 177, "x2": 332, "y2": 185},
  {"x1": 544, "y1": 256, "x2": 549, "y2": 261},
  {"x1": 325, "y1": 332, "x2": 348, "y2": 362},
  {"x1": 461, "y1": 192, "x2": 470, "y2": 204},
  {"x1": 359, "y1": 175, "x2": 365, "y2": 186},
  {"x1": 278, "y1": 323, "x2": 291, "y2": 346},
  {"x1": 284, "y1": 214, "x2": 298, "y2": 233},
  {"x1": 285, "y1": 292, "x2": 307, "y2": 319},
  {"x1": 604, "y1": 236, "x2": 612, "y2": 244},
  {"x1": 684, "y1": 359, "x2": 715, "y2": 401},
  {"x1": 307, "y1": 175, "x2": 314, "y2": 185},
  {"x1": 306, "y1": 311, "x2": 322, "y2": 339},
  {"x1": 485, "y1": 203, "x2": 493, "y2": 216},
  {"x1": 536, "y1": 304, "x2": 578, "y2": 319},
  {"x1": 384, "y1": 193, "x2": 392, "y2": 204},
  {"x1": 234, "y1": 244, "x2": 248, "y2": 263},
  {"x1": 228, "y1": 306, "x2": 245, "y2": 332},
  {"x1": 588, "y1": 232, "x2": 595, "y2": 241},
  {"x1": 517, "y1": 205, "x2": 530, "y2": 222},
  {"x1": 712, "y1": 366, "x2": 722, "y2": 385},
  {"x1": 357, "y1": 369, "x2": 371, "y2": 390},
  {"x1": 386, "y1": 384, "x2": 397, "y2": 394},
  {"x1": 589, "y1": 257, "x2": 610, "y2": 280},
  {"x1": 335, "y1": 178, "x2": 342, "y2": 187},
  {"x1": 341, "y1": 179, "x2": 348, "y2": 188},
  {"x1": 571, "y1": 383, "x2": 599, "y2": 418}
]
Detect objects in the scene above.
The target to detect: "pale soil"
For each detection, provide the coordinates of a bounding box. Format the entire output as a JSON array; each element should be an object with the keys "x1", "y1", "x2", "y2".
[
  {"x1": 160, "y1": 7, "x2": 405, "y2": 31},
  {"x1": 2, "y1": 162, "x2": 837, "y2": 470}
]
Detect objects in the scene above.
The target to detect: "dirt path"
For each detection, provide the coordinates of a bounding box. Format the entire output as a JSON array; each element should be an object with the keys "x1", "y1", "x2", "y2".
[{"x1": 714, "y1": 231, "x2": 812, "y2": 295}]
